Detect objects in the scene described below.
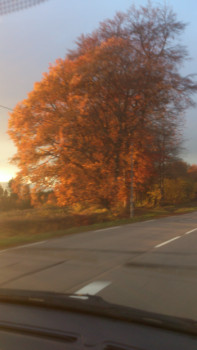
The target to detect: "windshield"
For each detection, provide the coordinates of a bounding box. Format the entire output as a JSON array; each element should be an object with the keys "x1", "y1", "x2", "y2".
[{"x1": 0, "y1": 0, "x2": 197, "y2": 325}]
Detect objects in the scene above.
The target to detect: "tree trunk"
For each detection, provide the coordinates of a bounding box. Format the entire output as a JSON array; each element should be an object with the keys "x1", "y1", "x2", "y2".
[{"x1": 130, "y1": 144, "x2": 134, "y2": 218}]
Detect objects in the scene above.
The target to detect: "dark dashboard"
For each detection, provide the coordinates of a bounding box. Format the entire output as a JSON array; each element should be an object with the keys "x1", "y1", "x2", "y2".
[{"x1": 0, "y1": 289, "x2": 196, "y2": 349}]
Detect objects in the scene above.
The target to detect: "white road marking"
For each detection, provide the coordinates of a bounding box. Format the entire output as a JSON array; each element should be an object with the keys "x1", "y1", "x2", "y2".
[
  {"x1": 96, "y1": 226, "x2": 121, "y2": 232},
  {"x1": 154, "y1": 236, "x2": 180, "y2": 248},
  {"x1": 0, "y1": 241, "x2": 47, "y2": 254},
  {"x1": 13, "y1": 241, "x2": 47, "y2": 250},
  {"x1": 0, "y1": 249, "x2": 9, "y2": 254},
  {"x1": 185, "y1": 228, "x2": 197, "y2": 235},
  {"x1": 75, "y1": 281, "x2": 111, "y2": 296},
  {"x1": 142, "y1": 219, "x2": 156, "y2": 223},
  {"x1": 69, "y1": 295, "x2": 89, "y2": 300}
]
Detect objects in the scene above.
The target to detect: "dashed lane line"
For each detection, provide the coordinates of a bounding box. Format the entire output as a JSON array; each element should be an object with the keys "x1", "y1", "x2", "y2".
[
  {"x1": 185, "y1": 228, "x2": 197, "y2": 235},
  {"x1": 75, "y1": 280, "x2": 111, "y2": 294},
  {"x1": 70, "y1": 281, "x2": 111, "y2": 300},
  {"x1": 154, "y1": 236, "x2": 180, "y2": 249},
  {"x1": 154, "y1": 227, "x2": 197, "y2": 249}
]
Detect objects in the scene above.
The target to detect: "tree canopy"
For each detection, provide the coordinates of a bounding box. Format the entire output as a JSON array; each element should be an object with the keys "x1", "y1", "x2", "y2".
[{"x1": 8, "y1": 2, "x2": 197, "y2": 214}]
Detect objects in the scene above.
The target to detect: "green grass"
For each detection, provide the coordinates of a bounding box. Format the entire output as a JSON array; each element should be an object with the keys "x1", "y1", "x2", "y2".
[{"x1": 0, "y1": 202, "x2": 197, "y2": 250}]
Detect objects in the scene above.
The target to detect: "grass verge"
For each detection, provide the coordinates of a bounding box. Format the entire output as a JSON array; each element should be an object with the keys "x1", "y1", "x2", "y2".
[{"x1": 0, "y1": 202, "x2": 197, "y2": 250}]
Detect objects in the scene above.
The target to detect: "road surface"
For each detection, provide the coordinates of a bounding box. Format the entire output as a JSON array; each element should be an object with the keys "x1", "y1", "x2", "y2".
[{"x1": 0, "y1": 212, "x2": 197, "y2": 320}]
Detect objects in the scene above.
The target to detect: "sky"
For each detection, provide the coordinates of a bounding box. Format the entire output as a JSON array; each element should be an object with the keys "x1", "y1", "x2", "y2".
[{"x1": 0, "y1": 0, "x2": 197, "y2": 182}]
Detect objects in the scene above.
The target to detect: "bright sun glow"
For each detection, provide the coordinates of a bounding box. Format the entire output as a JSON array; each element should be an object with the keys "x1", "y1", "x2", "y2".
[{"x1": 0, "y1": 168, "x2": 16, "y2": 182}]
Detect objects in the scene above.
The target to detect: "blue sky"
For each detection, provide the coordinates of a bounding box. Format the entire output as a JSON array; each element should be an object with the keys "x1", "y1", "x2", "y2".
[{"x1": 0, "y1": 0, "x2": 197, "y2": 181}]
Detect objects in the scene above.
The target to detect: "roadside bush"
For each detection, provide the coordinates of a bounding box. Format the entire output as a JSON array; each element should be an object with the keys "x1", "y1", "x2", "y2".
[{"x1": 163, "y1": 178, "x2": 195, "y2": 205}]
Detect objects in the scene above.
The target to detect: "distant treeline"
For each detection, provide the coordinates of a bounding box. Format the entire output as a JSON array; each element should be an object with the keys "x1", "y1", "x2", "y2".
[{"x1": 1, "y1": 160, "x2": 197, "y2": 213}]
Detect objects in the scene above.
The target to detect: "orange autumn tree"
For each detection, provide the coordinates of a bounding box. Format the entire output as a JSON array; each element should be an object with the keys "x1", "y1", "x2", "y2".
[{"x1": 8, "y1": 3, "x2": 197, "y2": 215}]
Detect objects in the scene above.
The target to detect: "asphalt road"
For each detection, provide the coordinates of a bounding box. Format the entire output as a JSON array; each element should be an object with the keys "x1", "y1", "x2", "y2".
[{"x1": 1, "y1": 212, "x2": 197, "y2": 320}]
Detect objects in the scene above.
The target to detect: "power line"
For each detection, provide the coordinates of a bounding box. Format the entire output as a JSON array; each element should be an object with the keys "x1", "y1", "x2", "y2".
[{"x1": 0, "y1": 104, "x2": 14, "y2": 112}]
